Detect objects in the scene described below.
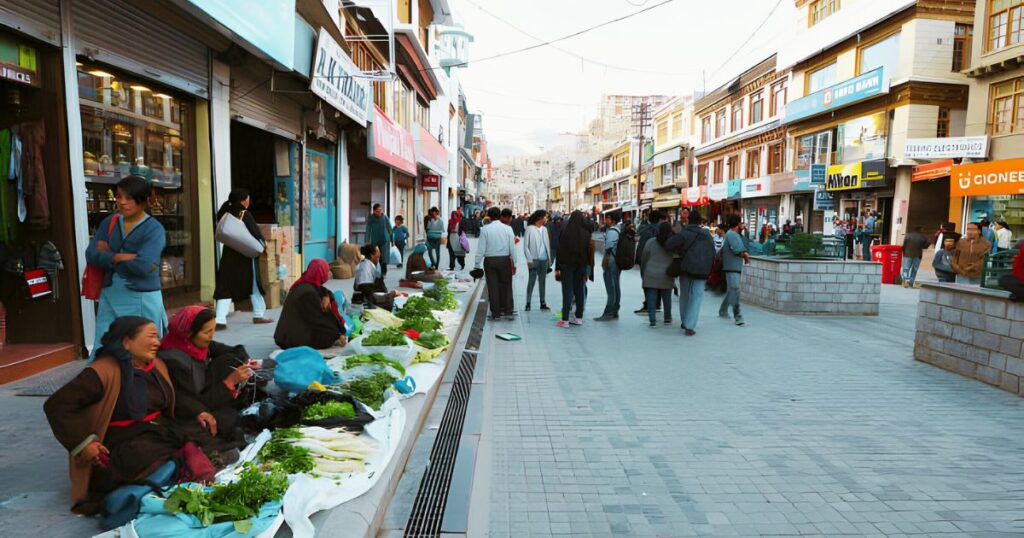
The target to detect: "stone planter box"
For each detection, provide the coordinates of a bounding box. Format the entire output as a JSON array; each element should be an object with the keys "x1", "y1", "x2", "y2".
[
  {"x1": 739, "y1": 257, "x2": 881, "y2": 316},
  {"x1": 914, "y1": 282, "x2": 1024, "y2": 397}
]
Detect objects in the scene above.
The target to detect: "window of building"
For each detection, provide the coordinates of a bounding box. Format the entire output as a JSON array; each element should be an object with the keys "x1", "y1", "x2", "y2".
[
  {"x1": 715, "y1": 108, "x2": 726, "y2": 138},
  {"x1": 937, "y1": 107, "x2": 951, "y2": 137},
  {"x1": 747, "y1": 148, "x2": 761, "y2": 178},
  {"x1": 991, "y1": 77, "x2": 1024, "y2": 135},
  {"x1": 657, "y1": 118, "x2": 669, "y2": 144},
  {"x1": 988, "y1": 0, "x2": 1024, "y2": 51},
  {"x1": 807, "y1": 63, "x2": 837, "y2": 94},
  {"x1": 809, "y1": 0, "x2": 841, "y2": 26},
  {"x1": 726, "y1": 155, "x2": 740, "y2": 180},
  {"x1": 415, "y1": 99, "x2": 429, "y2": 129},
  {"x1": 953, "y1": 24, "x2": 973, "y2": 71},
  {"x1": 713, "y1": 159, "x2": 723, "y2": 182},
  {"x1": 770, "y1": 80, "x2": 788, "y2": 117},
  {"x1": 662, "y1": 163, "x2": 674, "y2": 186},
  {"x1": 749, "y1": 92, "x2": 764, "y2": 124},
  {"x1": 858, "y1": 32, "x2": 901, "y2": 77},
  {"x1": 768, "y1": 142, "x2": 785, "y2": 174},
  {"x1": 795, "y1": 130, "x2": 834, "y2": 169},
  {"x1": 395, "y1": 81, "x2": 413, "y2": 129},
  {"x1": 671, "y1": 110, "x2": 683, "y2": 138},
  {"x1": 732, "y1": 101, "x2": 743, "y2": 132},
  {"x1": 697, "y1": 163, "x2": 709, "y2": 185},
  {"x1": 701, "y1": 115, "x2": 712, "y2": 143}
]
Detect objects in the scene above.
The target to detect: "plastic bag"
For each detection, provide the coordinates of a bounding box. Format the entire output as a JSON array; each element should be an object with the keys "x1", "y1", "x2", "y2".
[
  {"x1": 346, "y1": 334, "x2": 417, "y2": 366},
  {"x1": 362, "y1": 307, "x2": 403, "y2": 328},
  {"x1": 390, "y1": 245, "x2": 401, "y2": 263},
  {"x1": 273, "y1": 346, "x2": 341, "y2": 394}
]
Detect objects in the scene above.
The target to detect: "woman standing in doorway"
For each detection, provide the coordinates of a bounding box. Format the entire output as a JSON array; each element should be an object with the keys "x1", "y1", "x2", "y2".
[
  {"x1": 213, "y1": 188, "x2": 272, "y2": 329},
  {"x1": 365, "y1": 203, "x2": 393, "y2": 277},
  {"x1": 86, "y1": 175, "x2": 168, "y2": 357}
]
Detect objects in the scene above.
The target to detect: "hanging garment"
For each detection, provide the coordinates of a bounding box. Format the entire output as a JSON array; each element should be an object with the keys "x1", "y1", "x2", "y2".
[
  {"x1": 0, "y1": 129, "x2": 16, "y2": 243},
  {"x1": 20, "y1": 121, "x2": 48, "y2": 228},
  {"x1": 7, "y1": 128, "x2": 24, "y2": 223}
]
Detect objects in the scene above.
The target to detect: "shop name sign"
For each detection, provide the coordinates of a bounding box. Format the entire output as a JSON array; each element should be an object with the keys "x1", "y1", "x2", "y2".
[
  {"x1": 825, "y1": 160, "x2": 886, "y2": 192},
  {"x1": 784, "y1": 67, "x2": 887, "y2": 124},
  {"x1": 422, "y1": 174, "x2": 440, "y2": 191},
  {"x1": 951, "y1": 159, "x2": 1024, "y2": 197},
  {"x1": 904, "y1": 136, "x2": 989, "y2": 159},
  {"x1": 311, "y1": 28, "x2": 369, "y2": 126},
  {"x1": 369, "y1": 105, "x2": 417, "y2": 176}
]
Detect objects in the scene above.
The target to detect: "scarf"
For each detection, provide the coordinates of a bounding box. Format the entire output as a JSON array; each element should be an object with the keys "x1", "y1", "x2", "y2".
[
  {"x1": 448, "y1": 210, "x2": 462, "y2": 233},
  {"x1": 161, "y1": 305, "x2": 209, "y2": 361},
  {"x1": 96, "y1": 316, "x2": 154, "y2": 421},
  {"x1": 295, "y1": 259, "x2": 346, "y2": 329}
]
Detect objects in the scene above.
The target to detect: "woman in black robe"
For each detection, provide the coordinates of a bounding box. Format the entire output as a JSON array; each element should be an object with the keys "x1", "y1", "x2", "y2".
[
  {"x1": 274, "y1": 259, "x2": 347, "y2": 350},
  {"x1": 213, "y1": 188, "x2": 272, "y2": 329}
]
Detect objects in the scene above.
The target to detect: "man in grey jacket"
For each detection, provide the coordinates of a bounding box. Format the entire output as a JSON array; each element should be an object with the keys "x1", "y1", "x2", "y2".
[{"x1": 719, "y1": 214, "x2": 750, "y2": 326}]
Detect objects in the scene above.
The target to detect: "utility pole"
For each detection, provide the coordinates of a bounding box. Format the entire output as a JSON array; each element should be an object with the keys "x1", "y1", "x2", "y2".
[
  {"x1": 566, "y1": 161, "x2": 575, "y2": 213},
  {"x1": 632, "y1": 101, "x2": 652, "y2": 222}
]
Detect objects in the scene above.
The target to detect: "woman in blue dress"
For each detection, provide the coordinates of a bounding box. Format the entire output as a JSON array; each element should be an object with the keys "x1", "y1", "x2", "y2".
[{"x1": 86, "y1": 175, "x2": 168, "y2": 358}]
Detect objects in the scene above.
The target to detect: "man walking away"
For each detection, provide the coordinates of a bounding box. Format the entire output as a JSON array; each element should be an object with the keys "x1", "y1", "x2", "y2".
[
  {"x1": 511, "y1": 213, "x2": 526, "y2": 238},
  {"x1": 595, "y1": 211, "x2": 623, "y2": 321},
  {"x1": 719, "y1": 214, "x2": 750, "y2": 326},
  {"x1": 666, "y1": 210, "x2": 716, "y2": 336},
  {"x1": 524, "y1": 210, "x2": 552, "y2": 311},
  {"x1": 640, "y1": 222, "x2": 675, "y2": 327},
  {"x1": 425, "y1": 207, "x2": 444, "y2": 268},
  {"x1": 901, "y1": 226, "x2": 930, "y2": 288},
  {"x1": 475, "y1": 206, "x2": 516, "y2": 319},
  {"x1": 634, "y1": 210, "x2": 667, "y2": 315},
  {"x1": 555, "y1": 211, "x2": 593, "y2": 327}
]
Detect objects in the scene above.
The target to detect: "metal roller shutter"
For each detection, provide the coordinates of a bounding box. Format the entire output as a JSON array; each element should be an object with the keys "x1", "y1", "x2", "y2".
[
  {"x1": 0, "y1": 0, "x2": 61, "y2": 46},
  {"x1": 72, "y1": 0, "x2": 209, "y2": 98},
  {"x1": 231, "y1": 63, "x2": 302, "y2": 141}
]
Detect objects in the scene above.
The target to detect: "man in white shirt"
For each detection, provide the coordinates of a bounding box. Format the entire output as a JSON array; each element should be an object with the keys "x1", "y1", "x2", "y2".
[
  {"x1": 995, "y1": 220, "x2": 1013, "y2": 251},
  {"x1": 475, "y1": 206, "x2": 516, "y2": 319},
  {"x1": 523, "y1": 210, "x2": 552, "y2": 311}
]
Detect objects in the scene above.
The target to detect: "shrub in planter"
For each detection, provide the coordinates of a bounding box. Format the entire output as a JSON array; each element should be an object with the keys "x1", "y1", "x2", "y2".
[{"x1": 788, "y1": 233, "x2": 823, "y2": 258}]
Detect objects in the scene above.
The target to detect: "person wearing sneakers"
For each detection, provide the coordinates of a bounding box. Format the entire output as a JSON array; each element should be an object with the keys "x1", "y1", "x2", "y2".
[
  {"x1": 213, "y1": 188, "x2": 273, "y2": 330},
  {"x1": 640, "y1": 222, "x2": 675, "y2": 327},
  {"x1": 523, "y1": 209, "x2": 552, "y2": 312},
  {"x1": 901, "y1": 226, "x2": 930, "y2": 288},
  {"x1": 555, "y1": 211, "x2": 593, "y2": 328},
  {"x1": 719, "y1": 214, "x2": 749, "y2": 326}
]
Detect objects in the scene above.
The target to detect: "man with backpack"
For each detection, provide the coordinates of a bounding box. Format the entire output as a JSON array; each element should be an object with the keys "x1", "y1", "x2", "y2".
[
  {"x1": 595, "y1": 210, "x2": 631, "y2": 321},
  {"x1": 666, "y1": 210, "x2": 716, "y2": 336},
  {"x1": 634, "y1": 210, "x2": 667, "y2": 315},
  {"x1": 719, "y1": 214, "x2": 750, "y2": 326}
]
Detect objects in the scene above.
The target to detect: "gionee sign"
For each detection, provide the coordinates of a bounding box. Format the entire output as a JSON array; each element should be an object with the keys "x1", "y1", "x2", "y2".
[{"x1": 951, "y1": 159, "x2": 1024, "y2": 197}]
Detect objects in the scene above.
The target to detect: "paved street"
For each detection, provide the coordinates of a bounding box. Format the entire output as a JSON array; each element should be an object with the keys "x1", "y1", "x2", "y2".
[{"x1": 470, "y1": 254, "x2": 1024, "y2": 537}]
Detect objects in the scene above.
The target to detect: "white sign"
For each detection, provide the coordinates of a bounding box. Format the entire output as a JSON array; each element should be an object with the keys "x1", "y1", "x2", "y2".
[
  {"x1": 708, "y1": 182, "x2": 728, "y2": 201},
  {"x1": 904, "y1": 136, "x2": 989, "y2": 159},
  {"x1": 740, "y1": 177, "x2": 772, "y2": 199},
  {"x1": 311, "y1": 28, "x2": 369, "y2": 126}
]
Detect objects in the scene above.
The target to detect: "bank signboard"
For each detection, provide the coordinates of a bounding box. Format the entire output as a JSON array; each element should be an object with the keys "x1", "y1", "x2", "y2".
[
  {"x1": 905, "y1": 136, "x2": 989, "y2": 159},
  {"x1": 784, "y1": 67, "x2": 888, "y2": 124},
  {"x1": 311, "y1": 28, "x2": 370, "y2": 126}
]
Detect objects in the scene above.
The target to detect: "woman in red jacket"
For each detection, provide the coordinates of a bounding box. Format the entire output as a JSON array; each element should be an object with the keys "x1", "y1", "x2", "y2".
[{"x1": 997, "y1": 247, "x2": 1024, "y2": 301}]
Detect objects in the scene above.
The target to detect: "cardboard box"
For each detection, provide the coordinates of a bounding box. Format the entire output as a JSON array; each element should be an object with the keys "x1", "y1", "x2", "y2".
[
  {"x1": 263, "y1": 280, "x2": 282, "y2": 309},
  {"x1": 258, "y1": 251, "x2": 279, "y2": 284}
]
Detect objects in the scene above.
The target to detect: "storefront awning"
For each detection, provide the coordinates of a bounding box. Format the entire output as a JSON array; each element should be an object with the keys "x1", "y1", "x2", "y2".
[
  {"x1": 652, "y1": 145, "x2": 683, "y2": 168},
  {"x1": 652, "y1": 192, "x2": 681, "y2": 209},
  {"x1": 414, "y1": 125, "x2": 448, "y2": 176}
]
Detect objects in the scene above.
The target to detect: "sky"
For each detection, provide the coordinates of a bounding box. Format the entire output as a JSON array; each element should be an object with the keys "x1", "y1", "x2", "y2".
[{"x1": 449, "y1": 0, "x2": 801, "y2": 163}]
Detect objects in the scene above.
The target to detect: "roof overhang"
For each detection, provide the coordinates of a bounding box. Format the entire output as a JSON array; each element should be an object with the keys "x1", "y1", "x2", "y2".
[{"x1": 394, "y1": 26, "x2": 442, "y2": 100}]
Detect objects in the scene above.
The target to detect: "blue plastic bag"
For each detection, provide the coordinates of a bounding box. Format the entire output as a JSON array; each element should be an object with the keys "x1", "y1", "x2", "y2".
[
  {"x1": 132, "y1": 487, "x2": 282, "y2": 538},
  {"x1": 273, "y1": 346, "x2": 341, "y2": 393},
  {"x1": 101, "y1": 460, "x2": 178, "y2": 530}
]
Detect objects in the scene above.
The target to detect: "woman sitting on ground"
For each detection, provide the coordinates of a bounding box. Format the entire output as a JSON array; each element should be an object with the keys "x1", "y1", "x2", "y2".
[
  {"x1": 159, "y1": 306, "x2": 255, "y2": 456},
  {"x1": 274, "y1": 259, "x2": 347, "y2": 350},
  {"x1": 400, "y1": 244, "x2": 442, "y2": 288},
  {"x1": 45, "y1": 317, "x2": 182, "y2": 513},
  {"x1": 355, "y1": 244, "x2": 407, "y2": 309}
]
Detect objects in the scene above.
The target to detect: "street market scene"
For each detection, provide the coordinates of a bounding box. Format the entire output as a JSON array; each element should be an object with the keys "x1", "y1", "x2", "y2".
[{"x1": 2, "y1": 0, "x2": 1024, "y2": 537}]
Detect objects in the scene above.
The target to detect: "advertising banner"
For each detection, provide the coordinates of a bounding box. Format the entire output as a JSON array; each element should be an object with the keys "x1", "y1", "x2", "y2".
[
  {"x1": 813, "y1": 187, "x2": 835, "y2": 211},
  {"x1": 950, "y1": 159, "x2": 1024, "y2": 197},
  {"x1": 726, "y1": 179, "x2": 742, "y2": 200},
  {"x1": 905, "y1": 136, "x2": 989, "y2": 159},
  {"x1": 311, "y1": 28, "x2": 370, "y2": 126},
  {"x1": 911, "y1": 160, "x2": 953, "y2": 182},
  {"x1": 784, "y1": 67, "x2": 887, "y2": 124},
  {"x1": 708, "y1": 182, "x2": 728, "y2": 201},
  {"x1": 414, "y1": 126, "x2": 448, "y2": 175},
  {"x1": 826, "y1": 160, "x2": 887, "y2": 191},
  {"x1": 740, "y1": 177, "x2": 771, "y2": 199},
  {"x1": 838, "y1": 112, "x2": 887, "y2": 163},
  {"x1": 368, "y1": 105, "x2": 416, "y2": 175}
]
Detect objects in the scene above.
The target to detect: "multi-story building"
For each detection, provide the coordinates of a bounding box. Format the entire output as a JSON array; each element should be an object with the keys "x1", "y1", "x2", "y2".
[
  {"x1": 598, "y1": 94, "x2": 671, "y2": 140},
  {"x1": 777, "y1": 0, "x2": 976, "y2": 244},
  {"x1": 650, "y1": 96, "x2": 695, "y2": 220},
  {"x1": 957, "y1": 0, "x2": 1024, "y2": 239},
  {"x1": 574, "y1": 139, "x2": 641, "y2": 216}
]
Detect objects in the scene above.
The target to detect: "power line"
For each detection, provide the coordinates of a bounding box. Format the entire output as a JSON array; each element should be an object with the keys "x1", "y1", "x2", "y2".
[
  {"x1": 465, "y1": 86, "x2": 601, "y2": 107},
  {"x1": 709, "y1": 0, "x2": 784, "y2": 79},
  {"x1": 462, "y1": 0, "x2": 692, "y2": 76},
  {"x1": 422, "y1": 0, "x2": 678, "y2": 73}
]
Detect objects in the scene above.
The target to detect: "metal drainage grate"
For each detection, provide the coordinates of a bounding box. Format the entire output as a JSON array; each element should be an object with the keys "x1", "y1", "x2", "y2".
[{"x1": 404, "y1": 288, "x2": 489, "y2": 538}]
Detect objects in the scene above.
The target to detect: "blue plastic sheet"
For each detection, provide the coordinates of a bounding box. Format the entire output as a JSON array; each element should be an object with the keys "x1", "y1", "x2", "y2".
[
  {"x1": 132, "y1": 486, "x2": 281, "y2": 538},
  {"x1": 273, "y1": 346, "x2": 341, "y2": 394}
]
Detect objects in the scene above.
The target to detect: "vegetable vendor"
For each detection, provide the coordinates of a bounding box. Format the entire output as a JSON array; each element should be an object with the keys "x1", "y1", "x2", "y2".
[
  {"x1": 159, "y1": 306, "x2": 255, "y2": 457},
  {"x1": 274, "y1": 259, "x2": 347, "y2": 350},
  {"x1": 44, "y1": 317, "x2": 185, "y2": 513},
  {"x1": 354, "y1": 244, "x2": 406, "y2": 310},
  {"x1": 400, "y1": 243, "x2": 442, "y2": 286}
]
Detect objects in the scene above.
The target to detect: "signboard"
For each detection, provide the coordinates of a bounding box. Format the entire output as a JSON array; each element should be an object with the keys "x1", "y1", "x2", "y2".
[
  {"x1": 784, "y1": 67, "x2": 888, "y2": 124},
  {"x1": 312, "y1": 28, "x2": 370, "y2": 126},
  {"x1": 813, "y1": 187, "x2": 834, "y2": 211},
  {"x1": 950, "y1": 159, "x2": 1024, "y2": 197},
  {"x1": 826, "y1": 160, "x2": 887, "y2": 191},
  {"x1": 740, "y1": 177, "x2": 771, "y2": 199},
  {"x1": 726, "y1": 179, "x2": 742, "y2": 200},
  {"x1": 810, "y1": 163, "x2": 827, "y2": 186},
  {"x1": 708, "y1": 182, "x2": 728, "y2": 201},
  {"x1": 682, "y1": 186, "x2": 708, "y2": 207},
  {"x1": 414, "y1": 126, "x2": 448, "y2": 175},
  {"x1": 421, "y1": 174, "x2": 440, "y2": 191},
  {"x1": 368, "y1": 105, "x2": 417, "y2": 176},
  {"x1": 905, "y1": 136, "x2": 989, "y2": 159},
  {"x1": 912, "y1": 160, "x2": 954, "y2": 182},
  {"x1": 838, "y1": 112, "x2": 887, "y2": 162}
]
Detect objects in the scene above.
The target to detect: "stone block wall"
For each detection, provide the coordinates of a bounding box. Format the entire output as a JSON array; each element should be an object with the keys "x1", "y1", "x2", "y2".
[
  {"x1": 740, "y1": 257, "x2": 881, "y2": 316},
  {"x1": 914, "y1": 283, "x2": 1024, "y2": 397}
]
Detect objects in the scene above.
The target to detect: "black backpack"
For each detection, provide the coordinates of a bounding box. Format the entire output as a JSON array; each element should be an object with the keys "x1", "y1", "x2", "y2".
[
  {"x1": 680, "y1": 228, "x2": 716, "y2": 280},
  {"x1": 613, "y1": 227, "x2": 637, "y2": 270}
]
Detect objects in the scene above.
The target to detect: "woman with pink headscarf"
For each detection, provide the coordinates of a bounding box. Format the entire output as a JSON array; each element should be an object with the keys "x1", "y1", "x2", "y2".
[
  {"x1": 446, "y1": 209, "x2": 468, "y2": 270},
  {"x1": 274, "y1": 259, "x2": 347, "y2": 350}
]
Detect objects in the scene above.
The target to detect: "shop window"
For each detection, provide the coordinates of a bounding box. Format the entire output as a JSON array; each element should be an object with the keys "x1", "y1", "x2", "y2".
[
  {"x1": 809, "y1": 0, "x2": 840, "y2": 26},
  {"x1": 727, "y1": 155, "x2": 741, "y2": 180},
  {"x1": 991, "y1": 77, "x2": 1024, "y2": 135},
  {"x1": 953, "y1": 24, "x2": 973, "y2": 71},
  {"x1": 768, "y1": 142, "x2": 785, "y2": 174},
  {"x1": 937, "y1": 107, "x2": 951, "y2": 137},
  {"x1": 78, "y1": 63, "x2": 193, "y2": 292},
  {"x1": 770, "y1": 80, "x2": 788, "y2": 117},
  {"x1": 697, "y1": 163, "x2": 709, "y2": 186},
  {"x1": 858, "y1": 33, "x2": 901, "y2": 78},
  {"x1": 807, "y1": 62, "x2": 837, "y2": 94},
  {"x1": 715, "y1": 108, "x2": 726, "y2": 138},
  {"x1": 749, "y1": 91, "x2": 764, "y2": 124},
  {"x1": 988, "y1": 0, "x2": 1024, "y2": 51},
  {"x1": 701, "y1": 115, "x2": 711, "y2": 143},
  {"x1": 747, "y1": 148, "x2": 761, "y2": 178},
  {"x1": 795, "y1": 130, "x2": 833, "y2": 169},
  {"x1": 731, "y1": 101, "x2": 743, "y2": 132},
  {"x1": 713, "y1": 159, "x2": 724, "y2": 182}
]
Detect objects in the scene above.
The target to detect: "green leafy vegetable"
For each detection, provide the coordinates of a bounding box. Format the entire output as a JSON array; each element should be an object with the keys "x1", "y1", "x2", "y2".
[
  {"x1": 303, "y1": 400, "x2": 356, "y2": 420},
  {"x1": 258, "y1": 428, "x2": 314, "y2": 474},
  {"x1": 395, "y1": 296, "x2": 437, "y2": 319},
  {"x1": 362, "y1": 327, "x2": 408, "y2": 347},
  {"x1": 415, "y1": 330, "x2": 449, "y2": 350},
  {"x1": 423, "y1": 281, "x2": 458, "y2": 310},
  {"x1": 345, "y1": 352, "x2": 406, "y2": 376},
  {"x1": 164, "y1": 462, "x2": 288, "y2": 527},
  {"x1": 341, "y1": 371, "x2": 399, "y2": 410},
  {"x1": 399, "y1": 315, "x2": 442, "y2": 333}
]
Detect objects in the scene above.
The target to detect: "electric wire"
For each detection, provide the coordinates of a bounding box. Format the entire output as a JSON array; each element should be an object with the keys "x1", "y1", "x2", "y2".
[{"x1": 708, "y1": 0, "x2": 785, "y2": 79}]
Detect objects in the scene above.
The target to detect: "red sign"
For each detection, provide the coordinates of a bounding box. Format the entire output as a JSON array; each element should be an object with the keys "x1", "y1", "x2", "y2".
[
  {"x1": 369, "y1": 105, "x2": 416, "y2": 176},
  {"x1": 415, "y1": 126, "x2": 448, "y2": 174},
  {"x1": 912, "y1": 159, "x2": 954, "y2": 182},
  {"x1": 681, "y1": 185, "x2": 709, "y2": 207},
  {"x1": 422, "y1": 174, "x2": 440, "y2": 191}
]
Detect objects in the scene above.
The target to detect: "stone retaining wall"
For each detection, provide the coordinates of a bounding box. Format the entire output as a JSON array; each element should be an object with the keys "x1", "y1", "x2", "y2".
[
  {"x1": 914, "y1": 283, "x2": 1024, "y2": 397},
  {"x1": 740, "y1": 257, "x2": 881, "y2": 315}
]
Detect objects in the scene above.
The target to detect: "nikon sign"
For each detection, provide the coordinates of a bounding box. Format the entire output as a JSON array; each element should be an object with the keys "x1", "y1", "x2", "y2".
[
  {"x1": 311, "y1": 28, "x2": 369, "y2": 126},
  {"x1": 825, "y1": 160, "x2": 887, "y2": 192}
]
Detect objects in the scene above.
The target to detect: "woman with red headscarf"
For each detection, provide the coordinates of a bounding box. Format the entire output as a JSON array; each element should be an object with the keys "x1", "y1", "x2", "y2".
[
  {"x1": 158, "y1": 306, "x2": 254, "y2": 455},
  {"x1": 274, "y1": 259, "x2": 347, "y2": 350},
  {"x1": 446, "y1": 210, "x2": 468, "y2": 270}
]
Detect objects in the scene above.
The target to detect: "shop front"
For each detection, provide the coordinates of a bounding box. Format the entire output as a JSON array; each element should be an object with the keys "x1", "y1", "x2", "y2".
[
  {"x1": 950, "y1": 159, "x2": 1024, "y2": 240},
  {"x1": 365, "y1": 105, "x2": 416, "y2": 240},
  {"x1": 740, "y1": 177, "x2": 779, "y2": 241},
  {"x1": 826, "y1": 159, "x2": 894, "y2": 243},
  {"x1": 414, "y1": 125, "x2": 448, "y2": 235},
  {"x1": 904, "y1": 136, "x2": 990, "y2": 237}
]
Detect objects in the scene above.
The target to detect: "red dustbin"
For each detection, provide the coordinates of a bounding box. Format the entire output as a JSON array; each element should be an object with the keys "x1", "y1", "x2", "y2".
[{"x1": 871, "y1": 245, "x2": 903, "y2": 284}]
